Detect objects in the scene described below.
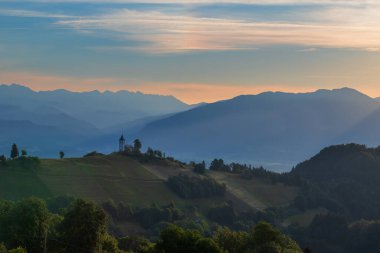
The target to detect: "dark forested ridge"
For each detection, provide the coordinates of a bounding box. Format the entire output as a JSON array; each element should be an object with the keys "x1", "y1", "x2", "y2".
[{"x1": 291, "y1": 143, "x2": 380, "y2": 219}]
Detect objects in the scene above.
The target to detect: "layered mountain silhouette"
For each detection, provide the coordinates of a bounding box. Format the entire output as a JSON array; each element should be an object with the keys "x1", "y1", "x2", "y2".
[
  {"x1": 134, "y1": 88, "x2": 380, "y2": 170},
  {"x1": 0, "y1": 84, "x2": 191, "y2": 156},
  {"x1": 3, "y1": 84, "x2": 380, "y2": 169}
]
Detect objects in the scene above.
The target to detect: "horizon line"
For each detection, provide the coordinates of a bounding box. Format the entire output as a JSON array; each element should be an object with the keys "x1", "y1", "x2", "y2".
[{"x1": 1, "y1": 83, "x2": 377, "y2": 104}]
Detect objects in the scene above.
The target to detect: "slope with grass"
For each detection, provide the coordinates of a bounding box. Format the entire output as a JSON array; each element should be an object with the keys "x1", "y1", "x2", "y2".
[
  {"x1": 0, "y1": 154, "x2": 251, "y2": 211},
  {"x1": 209, "y1": 171, "x2": 299, "y2": 211}
]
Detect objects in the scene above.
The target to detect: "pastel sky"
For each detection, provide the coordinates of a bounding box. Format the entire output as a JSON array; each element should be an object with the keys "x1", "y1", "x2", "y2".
[{"x1": 1, "y1": 0, "x2": 380, "y2": 103}]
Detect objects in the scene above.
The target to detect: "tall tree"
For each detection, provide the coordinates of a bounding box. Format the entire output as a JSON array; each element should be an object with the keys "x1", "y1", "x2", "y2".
[
  {"x1": 10, "y1": 144, "x2": 19, "y2": 159},
  {"x1": 0, "y1": 198, "x2": 50, "y2": 253},
  {"x1": 58, "y1": 199, "x2": 107, "y2": 253},
  {"x1": 133, "y1": 139, "x2": 142, "y2": 154},
  {"x1": 59, "y1": 151, "x2": 65, "y2": 159}
]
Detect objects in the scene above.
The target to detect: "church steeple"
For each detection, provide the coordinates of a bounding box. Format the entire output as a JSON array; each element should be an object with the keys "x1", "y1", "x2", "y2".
[{"x1": 119, "y1": 133, "x2": 125, "y2": 152}]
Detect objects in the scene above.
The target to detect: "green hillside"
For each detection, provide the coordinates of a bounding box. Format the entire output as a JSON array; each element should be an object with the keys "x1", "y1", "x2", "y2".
[
  {"x1": 0, "y1": 153, "x2": 299, "y2": 213},
  {"x1": 209, "y1": 171, "x2": 299, "y2": 211},
  {"x1": 0, "y1": 154, "x2": 187, "y2": 205}
]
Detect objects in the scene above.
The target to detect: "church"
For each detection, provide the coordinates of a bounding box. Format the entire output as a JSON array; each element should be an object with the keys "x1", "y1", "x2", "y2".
[
  {"x1": 119, "y1": 134, "x2": 125, "y2": 152},
  {"x1": 119, "y1": 134, "x2": 133, "y2": 153}
]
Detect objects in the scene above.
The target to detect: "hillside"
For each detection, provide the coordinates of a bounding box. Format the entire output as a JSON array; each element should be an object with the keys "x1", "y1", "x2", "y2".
[
  {"x1": 0, "y1": 153, "x2": 300, "y2": 214},
  {"x1": 291, "y1": 144, "x2": 380, "y2": 220},
  {"x1": 135, "y1": 88, "x2": 380, "y2": 170}
]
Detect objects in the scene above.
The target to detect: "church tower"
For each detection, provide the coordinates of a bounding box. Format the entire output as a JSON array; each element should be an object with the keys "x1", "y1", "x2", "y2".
[{"x1": 119, "y1": 134, "x2": 125, "y2": 152}]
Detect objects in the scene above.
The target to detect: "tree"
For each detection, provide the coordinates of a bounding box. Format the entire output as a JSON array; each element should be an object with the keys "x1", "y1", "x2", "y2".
[
  {"x1": 0, "y1": 198, "x2": 50, "y2": 253},
  {"x1": 58, "y1": 199, "x2": 107, "y2": 253},
  {"x1": 133, "y1": 139, "x2": 142, "y2": 154},
  {"x1": 0, "y1": 243, "x2": 6, "y2": 253},
  {"x1": 155, "y1": 225, "x2": 222, "y2": 253},
  {"x1": 59, "y1": 151, "x2": 65, "y2": 159},
  {"x1": 210, "y1": 159, "x2": 230, "y2": 172},
  {"x1": 21, "y1": 149, "x2": 27, "y2": 157},
  {"x1": 10, "y1": 144, "x2": 19, "y2": 159},
  {"x1": 8, "y1": 247, "x2": 27, "y2": 253},
  {"x1": 194, "y1": 161, "x2": 206, "y2": 174},
  {"x1": 146, "y1": 147, "x2": 154, "y2": 157},
  {"x1": 0, "y1": 155, "x2": 6, "y2": 165},
  {"x1": 250, "y1": 221, "x2": 303, "y2": 253},
  {"x1": 100, "y1": 233, "x2": 119, "y2": 253},
  {"x1": 213, "y1": 227, "x2": 249, "y2": 253}
]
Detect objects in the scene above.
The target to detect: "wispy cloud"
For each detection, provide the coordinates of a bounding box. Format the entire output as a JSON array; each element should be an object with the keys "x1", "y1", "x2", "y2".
[
  {"x1": 2, "y1": 1, "x2": 380, "y2": 53},
  {"x1": 53, "y1": 5, "x2": 380, "y2": 53},
  {"x1": 0, "y1": 9, "x2": 74, "y2": 18},
  {"x1": 4, "y1": 0, "x2": 380, "y2": 5}
]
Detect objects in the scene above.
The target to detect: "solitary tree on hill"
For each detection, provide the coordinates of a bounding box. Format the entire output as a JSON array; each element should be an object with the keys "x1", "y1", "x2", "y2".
[
  {"x1": 59, "y1": 151, "x2": 65, "y2": 159},
  {"x1": 0, "y1": 155, "x2": 6, "y2": 164},
  {"x1": 10, "y1": 144, "x2": 19, "y2": 159},
  {"x1": 133, "y1": 139, "x2": 142, "y2": 154},
  {"x1": 21, "y1": 149, "x2": 27, "y2": 156}
]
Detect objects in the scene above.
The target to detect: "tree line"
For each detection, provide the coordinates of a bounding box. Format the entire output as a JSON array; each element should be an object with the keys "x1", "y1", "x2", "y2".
[{"x1": 0, "y1": 197, "x2": 304, "y2": 253}]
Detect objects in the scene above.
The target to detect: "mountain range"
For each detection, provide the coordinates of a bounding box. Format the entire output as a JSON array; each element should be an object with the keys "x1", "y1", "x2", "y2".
[
  {"x1": 133, "y1": 88, "x2": 380, "y2": 170},
  {"x1": 0, "y1": 84, "x2": 191, "y2": 156},
  {"x1": 2, "y1": 84, "x2": 380, "y2": 170}
]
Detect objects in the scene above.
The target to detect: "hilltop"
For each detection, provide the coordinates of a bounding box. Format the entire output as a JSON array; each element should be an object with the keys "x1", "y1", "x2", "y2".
[{"x1": 0, "y1": 152, "x2": 299, "y2": 219}]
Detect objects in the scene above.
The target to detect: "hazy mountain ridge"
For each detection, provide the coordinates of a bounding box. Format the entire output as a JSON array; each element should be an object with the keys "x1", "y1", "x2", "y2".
[
  {"x1": 0, "y1": 84, "x2": 190, "y2": 128},
  {"x1": 3, "y1": 85, "x2": 380, "y2": 167},
  {"x1": 135, "y1": 88, "x2": 380, "y2": 170},
  {"x1": 0, "y1": 84, "x2": 191, "y2": 156}
]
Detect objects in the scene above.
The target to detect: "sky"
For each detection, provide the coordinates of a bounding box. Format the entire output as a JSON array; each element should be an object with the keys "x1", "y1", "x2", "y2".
[{"x1": 1, "y1": 1, "x2": 380, "y2": 103}]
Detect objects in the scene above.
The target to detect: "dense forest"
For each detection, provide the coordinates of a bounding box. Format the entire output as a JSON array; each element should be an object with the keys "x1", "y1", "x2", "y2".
[{"x1": 0, "y1": 197, "x2": 303, "y2": 253}]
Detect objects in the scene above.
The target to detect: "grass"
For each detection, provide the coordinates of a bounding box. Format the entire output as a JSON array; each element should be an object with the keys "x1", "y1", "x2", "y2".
[
  {"x1": 0, "y1": 167, "x2": 52, "y2": 200},
  {"x1": 38, "y1": 154, "x2": 184, "y2": 206},
  {"x1": 0, "y1": 155, "x2": 299, "y2": 213},
  {"x1": 209, "y1": 171, "x2": 299, "y2": 211},
  {"x1": 287, "y1": 208, "x2": 328, "y2": 227}
]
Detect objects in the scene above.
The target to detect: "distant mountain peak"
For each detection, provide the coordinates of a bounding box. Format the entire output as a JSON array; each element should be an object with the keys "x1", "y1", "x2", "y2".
[
  {"x1": 314, "y1": 87, "x2": 371, "y2": 99},
  {"x1": 0, "y1": 83, "x2": 33, "y2": 92}
]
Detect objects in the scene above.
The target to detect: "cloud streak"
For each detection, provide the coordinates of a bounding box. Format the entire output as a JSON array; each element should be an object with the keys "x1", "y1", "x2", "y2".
[
  {"x1": 4, "y1": 0, "x2": 380, "y2": 5},
  {"x1": 53, "y1": 6, "x2": 380, "y2": 53}
]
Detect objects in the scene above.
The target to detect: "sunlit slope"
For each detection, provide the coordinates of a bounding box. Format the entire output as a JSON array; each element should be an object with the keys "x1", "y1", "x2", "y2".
[
  {"x1": 209, "y1": 171, "x2": 298, "y2": 211},
  {"x1": 0, "y1": 154, "x2": 299, "y2": 211},
  {"x1": 0, "y1": 154, "x2": 183, "y2": 205},
  {"x1": 39, "y1": 154, "x2": 185, "y2": 205}
]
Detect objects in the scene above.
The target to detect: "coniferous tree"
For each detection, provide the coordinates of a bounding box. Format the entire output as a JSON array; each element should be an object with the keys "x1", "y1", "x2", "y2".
[
  {"x1": 133, "y1": 139, "x2": 142, "y2": 154},
  {"x1": 10, "y1": 144, "x2": 19, "y2": 159}
]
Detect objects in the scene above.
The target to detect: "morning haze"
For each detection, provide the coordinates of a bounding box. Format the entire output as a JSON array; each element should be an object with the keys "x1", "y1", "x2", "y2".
[{"x1": 1, "y1": 1, "x2": 380, "y2": 253}]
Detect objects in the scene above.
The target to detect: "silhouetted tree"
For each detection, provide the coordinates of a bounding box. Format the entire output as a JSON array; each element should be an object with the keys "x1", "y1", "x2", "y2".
[
  {"x1": 10, "y1": 144, "x2": 19, "y2": 159},
  {"x1": 210, "y1": 159, "x2": 230, "y2": 172},
  {"x1": 59, "y1": 151, "x2": 65, "y2": 159},
  {"x1": 194, "y1": 161, "x2": 206, "y2": 174},
  {"x1": 133, "y1": 139, "x2": 142, "y2": 154},
  {"x1": 146, "y1": 147, "x2": 154, "y2": 157},
  {"x1": 0, "y1": 155, "x2": 6, "y2": 165},
  {"x1": 21, "y1": 149, "x2": 27, "y2": 157}
]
